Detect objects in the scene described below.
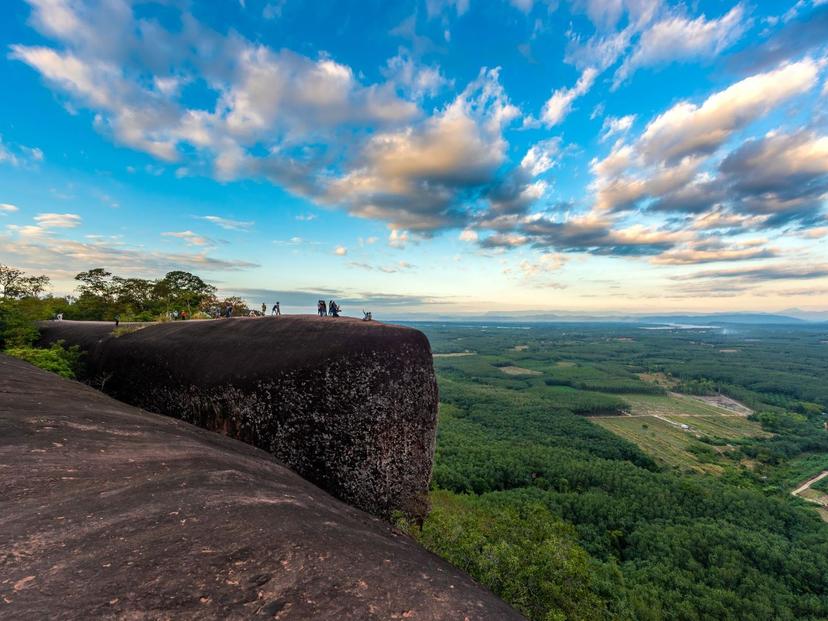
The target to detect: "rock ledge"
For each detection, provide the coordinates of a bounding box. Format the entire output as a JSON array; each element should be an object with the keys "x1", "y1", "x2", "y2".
[{"x1": 0, "y1": 354, "x2": 523, "y2": 620}]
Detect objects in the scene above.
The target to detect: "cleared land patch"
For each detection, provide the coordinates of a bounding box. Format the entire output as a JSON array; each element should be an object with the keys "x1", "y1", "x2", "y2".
[
  {"x1": 590, "y1": 393, "x2": 769, "y2": 473},
  {"x1": 638, "y1": 372, "x2": 678, "y2": 389},
  {"x1": 499, "y1": 365, "x2": 543, "y2": 376},
  {"x1": 433, "y1": 352, "x2": 476, "y2": 358},
  {"x1": 686, "y1": 394, "x2": 753, "y2": 416}
]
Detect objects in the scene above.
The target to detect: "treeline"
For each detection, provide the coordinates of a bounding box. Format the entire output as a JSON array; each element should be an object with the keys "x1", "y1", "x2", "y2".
[
  {"x1": 62, "y1": 267, "x2": 248, "y2": 321},
  {"x1": 0, "y1": 263, "x2": 252, "y2": 376},
  {"x1": 0, "y1": 264, "x2": 251, "y2": 345}
]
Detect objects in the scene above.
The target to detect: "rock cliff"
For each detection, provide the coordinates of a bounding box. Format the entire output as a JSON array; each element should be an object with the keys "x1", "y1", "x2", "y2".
[
  {"x1": 0, "y1": 354, "x2": 523, "y2": 619},
  {"x1": 38, "y1": 317, "x2": 438, "y2": 520}
]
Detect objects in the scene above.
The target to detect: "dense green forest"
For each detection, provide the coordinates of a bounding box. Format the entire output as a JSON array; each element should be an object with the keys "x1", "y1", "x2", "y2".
[{"x1": 406, "y1": 322, "x2": 828, "y2": 620}]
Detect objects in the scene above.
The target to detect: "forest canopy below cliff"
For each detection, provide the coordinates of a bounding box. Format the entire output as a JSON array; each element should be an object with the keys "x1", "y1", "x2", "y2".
[{"x1": 408, "y1": 322, "x2": 828, "y2": 621}]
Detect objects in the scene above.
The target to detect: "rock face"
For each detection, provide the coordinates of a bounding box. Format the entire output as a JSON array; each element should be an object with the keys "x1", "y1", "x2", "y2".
[
  {"x1": 0, "y1": 354, "x2": 523, "y2": 620},
  {"x1": 38, "y1": 317, "x2": 438, "y2": 520}
]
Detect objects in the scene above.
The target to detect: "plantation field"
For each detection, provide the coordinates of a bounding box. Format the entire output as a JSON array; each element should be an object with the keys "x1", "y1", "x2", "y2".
[
  {"x1": 623, "y1": 392, "x2": 759, "y2": 420},
  {"x1": 591, "y1": 393, "x2": 769, "y2": 472},
  {"x1": 591, "y1": 415, "x2": 722, "y2": 473}
]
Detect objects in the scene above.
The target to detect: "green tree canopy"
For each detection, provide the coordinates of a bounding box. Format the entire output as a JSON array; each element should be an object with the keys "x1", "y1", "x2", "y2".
[
  {"x1": 0, "y1": 264, "x2": 50, "y2": 299},
  {"x1": 155, "y1": 270, "x2": 216, "y2": 314}
]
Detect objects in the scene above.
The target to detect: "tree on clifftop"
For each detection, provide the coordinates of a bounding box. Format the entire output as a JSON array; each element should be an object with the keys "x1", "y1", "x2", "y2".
[
  {"x1": 0, "y1": 264, "x2": 54, "y2": 347},
  {"x1": 113, "y1": 277, "x2": 156, "y2": 315},
  {"x1": 73, "y1": 268, "x2": 117, "y2": 320},
  {"x1": 155, "y1": 271, "x2": 216, "y2": 315},
  {"x1": 75, "y1": 268, "x2": 115, "y2": 300},
  {"x1": 0, "y1": 264, "x2": 50, "y2": 299}
]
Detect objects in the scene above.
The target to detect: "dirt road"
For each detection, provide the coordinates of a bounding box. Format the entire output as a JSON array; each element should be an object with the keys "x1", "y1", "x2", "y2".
[{"x1": 791, "y1": 470, "x2": 828, "y2": 503}]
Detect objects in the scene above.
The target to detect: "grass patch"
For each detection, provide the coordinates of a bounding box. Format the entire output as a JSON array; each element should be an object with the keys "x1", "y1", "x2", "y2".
[{"x1": 111, "y1": 324, "x2": 150, "y2": 337}]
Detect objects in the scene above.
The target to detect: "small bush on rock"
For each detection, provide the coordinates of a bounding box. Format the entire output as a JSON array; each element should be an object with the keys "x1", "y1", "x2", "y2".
[{"x1": 6, "y1": 341, "x2": 83, "y2": 379}]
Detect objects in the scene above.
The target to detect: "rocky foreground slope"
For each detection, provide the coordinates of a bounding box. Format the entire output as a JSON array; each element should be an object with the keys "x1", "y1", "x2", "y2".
[
  {"x1": 0, "y1": 354, "x2": 523, "y2": 619},
  {"x1": 38, "y1": 317, "x2": 437, "y2": 520}
]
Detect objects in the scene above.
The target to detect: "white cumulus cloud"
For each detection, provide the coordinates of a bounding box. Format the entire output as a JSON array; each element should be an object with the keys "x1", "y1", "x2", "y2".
[
  {"x1": 541, "y1": 67, "x2": 597, "y2": 126},
  {"x1": 614, "y1": 5, "x2": 748, "y2": 87}
]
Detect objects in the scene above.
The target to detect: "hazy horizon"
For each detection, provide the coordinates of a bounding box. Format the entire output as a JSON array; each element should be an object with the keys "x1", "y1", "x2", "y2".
[{"x1": 1, "y1": 0, "x2": 827, "y2": 313}]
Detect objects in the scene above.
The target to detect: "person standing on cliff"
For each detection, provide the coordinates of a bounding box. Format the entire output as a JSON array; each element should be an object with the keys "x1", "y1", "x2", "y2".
[
  {"x1": 261, "y1": 302, "x2": 266, "y2": 316},
  {"x1": 272, "y1": 302, "x2": 280, "y2": 316},
  {"x1": 318, "y1": 300, "x2": 327, "y2": 317},
  {"x1": 329, "y1": 300, "x2": 340, "y2": 317}
]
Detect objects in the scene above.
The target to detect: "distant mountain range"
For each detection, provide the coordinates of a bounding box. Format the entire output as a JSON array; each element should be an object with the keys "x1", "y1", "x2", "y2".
[
  {"x1": 637, "y1": 313, "x2": 808, "y2": 325},
  {"x1": 779, "y1": 308, "x2": 828, "y2": 322},
  {"x1": 388, "y1": 310, "x2": 828, "y2": 325}
]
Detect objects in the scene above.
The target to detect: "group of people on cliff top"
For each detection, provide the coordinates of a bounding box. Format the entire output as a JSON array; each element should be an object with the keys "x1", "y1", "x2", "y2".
[
  {"x1": 220, "y1": 300, "x2": 343, "y2": 318},
  {"x1": 107, "y1": 298, "x2": 372, "y2": 325},
  {"x1": 140, "y1": 299, "x2": 354, "y2": 321},
  {"x1": 317, "y1": 300, "x2": 341, "y2": 317}
]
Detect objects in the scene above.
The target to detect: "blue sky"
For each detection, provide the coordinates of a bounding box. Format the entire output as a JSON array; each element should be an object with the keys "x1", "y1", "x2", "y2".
[{"x1": 1, "y1": 0, "x2": 827, "y2": 314}]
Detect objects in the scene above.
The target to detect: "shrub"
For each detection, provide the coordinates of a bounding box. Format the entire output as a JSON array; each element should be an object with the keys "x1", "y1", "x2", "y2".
[{"x1": 5, "y1": 341, "x2": 83, "y2": 379}]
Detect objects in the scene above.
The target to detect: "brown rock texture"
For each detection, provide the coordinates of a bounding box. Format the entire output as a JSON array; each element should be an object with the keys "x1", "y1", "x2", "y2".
[
  {"x1": 0, "y1": 354, "x2": 523, "y2": 620},
  {"x1": 37, "y1": 317, "x2": 438, "y2": 520}
]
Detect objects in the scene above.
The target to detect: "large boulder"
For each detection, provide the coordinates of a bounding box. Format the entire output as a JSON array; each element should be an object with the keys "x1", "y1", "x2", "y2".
[
  {"x1": 0, "y1": 354, "x2": 523, "y2": 620},
  {"x1": 38, "y1": 317, "x2": 438, "y2": 520}
]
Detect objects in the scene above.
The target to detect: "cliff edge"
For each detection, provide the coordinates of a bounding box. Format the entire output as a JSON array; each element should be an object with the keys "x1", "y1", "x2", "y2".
[
  {"x1": 38, "y1": 317, "x2": 437, "y2": 520},
  {"x1": 0, "y1": 354, "x2": 523, "y2": 620}
]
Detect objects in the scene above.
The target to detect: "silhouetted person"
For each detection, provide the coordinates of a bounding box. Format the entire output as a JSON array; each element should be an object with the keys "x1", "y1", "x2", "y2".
[
  {"x1": 329, "y1": 300, "x2": 340, "y2": 317},
  {"x1": 261, "y1": 303, "x2": 266, "y2": 316},
  {"x1": 318, "y1": 300, "x2": 327, "y2": 317},
  {"x1": 272, "y1": 302, "x2": 280, "y2": 316}
]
